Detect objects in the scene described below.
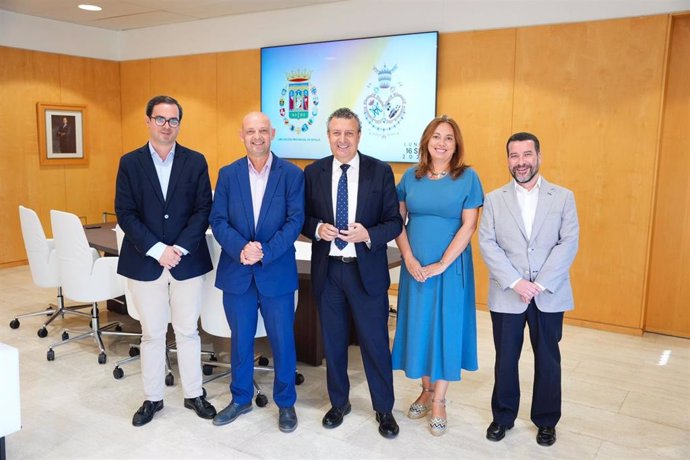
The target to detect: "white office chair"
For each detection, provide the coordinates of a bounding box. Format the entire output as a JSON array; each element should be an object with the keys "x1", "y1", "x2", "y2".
[
  {"x1": 294, "y1": 240, "x2": 311, "y2": 261},
  {"x1": 10, "y1": 205, "x2": 91, "y2": 337},
  {"x1": 46, "y1": 210, "x2": 139, "y2": 364},
  {"x1": 111, "y1": 225, "x2": 174, "y2": 385},
  {"x1": 200, "y1": 233, "x2": 303, "y2": 407}
]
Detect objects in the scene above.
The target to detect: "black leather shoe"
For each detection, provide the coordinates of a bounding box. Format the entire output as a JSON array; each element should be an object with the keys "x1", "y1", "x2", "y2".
[
  {"x1": 375, "y1": 412, "x2": 399, "y2": 439},
  {"x1": 536, "y1": 426, "x2": 556, "y2": 446},
  {"x1": 322, "y1": 403, "x2": 351, "y2": 429},
  {"x1": 278, "y1": 406, "x2": 298, "y2": 433},
  {"x1": 184, "y1": 395, "x2": 217, "y2": 419},
  {"x1": 132, "y1": 400, "x2": 164, "y2": 427},
  {"x1": 486, "y1": 421, "x2": 514, "y2": 441}
]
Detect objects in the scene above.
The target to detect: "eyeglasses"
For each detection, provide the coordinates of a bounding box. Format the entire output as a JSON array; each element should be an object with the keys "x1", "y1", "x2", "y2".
[{"x1": 150, "y1": 116, "x2": 180, "y2": 128}]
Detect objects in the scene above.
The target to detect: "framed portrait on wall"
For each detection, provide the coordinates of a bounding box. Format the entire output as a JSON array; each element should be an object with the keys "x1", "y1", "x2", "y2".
[{"x1": 37, "y1": 103, "x2": 88, "y2": 166}]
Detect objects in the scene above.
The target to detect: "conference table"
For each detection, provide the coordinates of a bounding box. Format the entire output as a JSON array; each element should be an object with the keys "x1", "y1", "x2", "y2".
[{"x1": 84, "y1": 223, "x2": 401, "y2": 366}]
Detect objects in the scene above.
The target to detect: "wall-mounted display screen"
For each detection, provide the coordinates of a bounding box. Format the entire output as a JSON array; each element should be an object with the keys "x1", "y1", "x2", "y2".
[{"x1": 261, "y1": 31, "x2": 438, "y2": 163}]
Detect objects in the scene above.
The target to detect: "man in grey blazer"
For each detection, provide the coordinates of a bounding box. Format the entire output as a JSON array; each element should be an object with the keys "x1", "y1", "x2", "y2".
[{"x1": 479, "y1": 132, "x2": 579, "y2": 447}]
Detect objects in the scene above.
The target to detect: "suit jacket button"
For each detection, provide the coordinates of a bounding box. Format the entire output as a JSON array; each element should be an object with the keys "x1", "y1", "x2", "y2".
[{"x1": 164, "y1": 214, "x2": 169, "y2": 219}]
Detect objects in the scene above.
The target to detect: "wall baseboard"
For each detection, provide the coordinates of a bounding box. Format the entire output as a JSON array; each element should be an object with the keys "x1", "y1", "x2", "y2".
[
  {"x1": 476, "y1": 302, "x2": 644, "y2": 336},
  {"x1": 0, "y1": 260, "x2": 27, "y2": 269}
]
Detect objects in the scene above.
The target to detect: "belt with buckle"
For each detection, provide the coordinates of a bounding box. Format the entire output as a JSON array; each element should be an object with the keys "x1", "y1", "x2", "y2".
[{"x1": 329, "y1": 256, "x2": 357, "y2": 264}]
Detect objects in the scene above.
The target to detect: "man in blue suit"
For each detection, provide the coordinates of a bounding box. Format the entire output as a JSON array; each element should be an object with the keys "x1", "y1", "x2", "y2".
[
  {"x1": 209, "y1": 112, "x2": 305, "y2": 433},
  {"x1": 116, "y1": 95, "x2": 216, "y2": 426},
  {"x1": 303, "y1": 107, "x2": 403, "y2": 438}
]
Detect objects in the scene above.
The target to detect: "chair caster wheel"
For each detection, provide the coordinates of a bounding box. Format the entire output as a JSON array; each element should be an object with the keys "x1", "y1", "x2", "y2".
[
  {"x1": 47, "y1": 349, "x2": 55, "y2": 361},
  {"x1": 37, "y1": 327, "x2": 48, "y2": 338},
  {"x1": 258, "y1": 356, "x2": 269, "y2": 366},
  {"x1": 209, "y1": 354, "x2": 218, "y2": 362},
  {"x1": 129, "y1": 346, "x2": 140, "y2": 357},
  {"x1": 62, "y1": 331, "x2": 69, "y2": 341},
  {"x1": 255, "y1": 394, "x2": 268, "y2": 407},
  {"x1": 98, "y1": 352, "x2": 107, "y2": 364},
  {"x1": 295, "y1": 373, "x2": 304, "y2": 385},
  {"x1": 115, "y1": 324, "x2": 123, "y2": 332},
  {"x1": 165, "y1": 373, "x2": 174, "y2": 386},
  {"x1": 113, "y1": 367, "x2": 124, "y2": 379},
  {"x1": 9, "y1": 319, "x2": 20, "y2": 329},
  {"x1": 202, "y1": 364, "x2": 214, "y2": 376}
]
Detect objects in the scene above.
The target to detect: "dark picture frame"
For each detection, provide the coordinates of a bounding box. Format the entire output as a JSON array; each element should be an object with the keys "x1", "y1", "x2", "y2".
[{"x1": 37, "y1": 103, "x2": 87, "y2": 166}]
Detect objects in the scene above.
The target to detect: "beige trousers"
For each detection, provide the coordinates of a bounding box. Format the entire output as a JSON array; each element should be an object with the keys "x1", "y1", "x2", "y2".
[{"x1": 128, "y1": 269, "x2": 204, "y2": 401}]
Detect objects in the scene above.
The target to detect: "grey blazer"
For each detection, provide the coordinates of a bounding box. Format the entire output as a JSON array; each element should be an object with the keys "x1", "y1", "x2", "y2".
[{"x1": 479, "y1": 177, "x2": 579, "y2": 313}]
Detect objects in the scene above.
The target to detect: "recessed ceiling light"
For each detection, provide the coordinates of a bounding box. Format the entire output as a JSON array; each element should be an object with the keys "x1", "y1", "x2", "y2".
[{"x1": 78, "y1": 4, "x2": 102, "y2": 12}]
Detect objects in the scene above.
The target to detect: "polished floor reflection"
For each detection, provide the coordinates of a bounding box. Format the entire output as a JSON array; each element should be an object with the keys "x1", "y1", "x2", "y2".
[{"x1": 1, "y1": 264, "x2": 689, "y2": 459}]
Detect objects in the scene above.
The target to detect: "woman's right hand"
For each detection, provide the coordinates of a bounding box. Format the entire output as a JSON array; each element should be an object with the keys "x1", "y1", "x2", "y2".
[{"x1": 404, "y1": 255, "x2": 427, "y2": 282}]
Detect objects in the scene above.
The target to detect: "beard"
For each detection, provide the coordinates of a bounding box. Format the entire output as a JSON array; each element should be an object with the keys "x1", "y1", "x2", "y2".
[{"x1": 511, "y1": 163, "x2": 539, "y2": 184}]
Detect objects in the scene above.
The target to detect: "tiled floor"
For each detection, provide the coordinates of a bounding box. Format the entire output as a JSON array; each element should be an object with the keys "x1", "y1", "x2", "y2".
[{"x1": 1, "y1": 264, "x2": 689, "y2": 459}]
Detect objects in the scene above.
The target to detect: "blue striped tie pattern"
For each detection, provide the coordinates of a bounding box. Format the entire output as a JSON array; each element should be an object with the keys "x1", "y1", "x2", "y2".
[{"x1": 335, "y1": 164, "x2": 350, "y2": 250}]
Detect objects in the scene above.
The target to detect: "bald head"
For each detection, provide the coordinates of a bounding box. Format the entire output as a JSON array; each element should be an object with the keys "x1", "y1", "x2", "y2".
[
  {"x1": 240, "y1": 112, "x2": 274, "y2": 159},
  {"x1": 242, "y1": 112, "x2": 271, "y2": 129}
]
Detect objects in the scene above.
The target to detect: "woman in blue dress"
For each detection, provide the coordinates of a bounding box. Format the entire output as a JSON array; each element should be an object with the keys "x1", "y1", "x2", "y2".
[{"x1": 392, "y1": 115, "x2": 483, "y2": 436}]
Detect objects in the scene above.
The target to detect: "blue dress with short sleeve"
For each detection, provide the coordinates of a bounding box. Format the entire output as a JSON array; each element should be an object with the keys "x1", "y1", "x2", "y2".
[{"x1": 392, "y1": 166, "x2": 484, "y2": 382}]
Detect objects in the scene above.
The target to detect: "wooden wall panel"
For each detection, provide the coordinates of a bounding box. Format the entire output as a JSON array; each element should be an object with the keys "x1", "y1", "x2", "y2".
[
  {"x1": 645, "y1": 15, "x2": 690, "y2": 338},
  {"x1": 0, "y1": 47, "x2": 120, "y2": 264},
  {"x1": 215, "y1": 50, "x2": 261, "y2": 184},
  {"x1": 119, "y1": 59, "x2": 151, "y2": 153},
  {"x1": 0, "y1": 48, "x2": 58, "y2": 263},
  {"x1": 119, "y1": 54, "x2": 219, "y2": 184},
  {"x1": 434, "y1": 29, "x2": 517, "y2": 308},
  {"x1": 120, "y1": 51, "x2": 260, "y2": 188},
  {"x1": 22, "y1": 52, "x2": 66, "y2": 240},
  {"x1": 58, "y1": 55, "x2": 122, "y2": 222},
  {"x1": 512, "y1": 16, "x2": 668, "y2": 331},
  {"x1": 150, "y1": 54, "x2": 218, "y2": 172}
]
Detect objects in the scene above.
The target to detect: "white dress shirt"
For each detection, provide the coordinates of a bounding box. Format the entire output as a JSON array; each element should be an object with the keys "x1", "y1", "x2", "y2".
[
  {"x1": 515, "y1": 175, "x2": 541, "y2": 240},
  {"x1": 329, "y1": 154, "x2": 359, "y2": 257},
  {"x1": 248, "y1": 153, "x2": 272, "y2": 229},
  {"x1": 149, "y1": 142, "x2": 175, "y2": 201},
  {"x1": 511, "y1": 175, "x2": 543, "y2": 289},
  {"x1": 145, "y1": 142, "x2": 188, "y2": 260}
]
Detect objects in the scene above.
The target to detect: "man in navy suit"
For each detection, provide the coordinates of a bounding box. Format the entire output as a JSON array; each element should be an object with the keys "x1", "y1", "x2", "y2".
[
  {"x1": 209, "y1": 112, "x2": 304, "y2": 433},
  {"x1": 303, "y1": 107, "x2": 403, "y2": 438},
  {"x1": 116, "y1": 95, "x2": 216, "y2": 427}
]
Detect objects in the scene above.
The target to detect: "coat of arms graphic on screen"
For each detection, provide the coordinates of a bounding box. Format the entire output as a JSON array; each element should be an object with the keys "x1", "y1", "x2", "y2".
[{"x1": 279, "y1": 69, "x2": 319, "y2": 134}]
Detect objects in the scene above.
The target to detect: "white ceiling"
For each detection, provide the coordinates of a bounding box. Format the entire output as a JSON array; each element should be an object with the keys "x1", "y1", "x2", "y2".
[{"x1": 0, "y1": 0, "x2": 344, "y2": 30}]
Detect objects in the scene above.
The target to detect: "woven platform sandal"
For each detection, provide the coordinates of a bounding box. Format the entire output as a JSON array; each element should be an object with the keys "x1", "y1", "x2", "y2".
[
  {"x1": 407, "y1": 387, "x2": 434, "y2": 419},
  {"x1": 429, "y1": 398, "x2": 447, "y2": 436}
]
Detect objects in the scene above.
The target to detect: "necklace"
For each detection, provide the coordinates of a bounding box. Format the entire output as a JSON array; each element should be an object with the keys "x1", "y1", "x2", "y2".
[{"x1": 428, "y1": 169, "x2": 448, "y2": 179}]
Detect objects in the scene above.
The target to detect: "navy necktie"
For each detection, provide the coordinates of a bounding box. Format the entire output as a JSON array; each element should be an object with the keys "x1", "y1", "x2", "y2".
[{"x1": 335, "y1": 164, "x2": 350, "y2": 250}]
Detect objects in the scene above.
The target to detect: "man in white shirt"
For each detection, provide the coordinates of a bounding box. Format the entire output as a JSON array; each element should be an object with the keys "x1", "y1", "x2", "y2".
[
  {"x1": 302, "y1": 108, "x2": 403, "y2": 438},
  {"x1": 479, "y1": 132, "x2": 579, "y2": 446},
  {"x1": 116, "y1": 95, "x2": 216, "y2": 427}
]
